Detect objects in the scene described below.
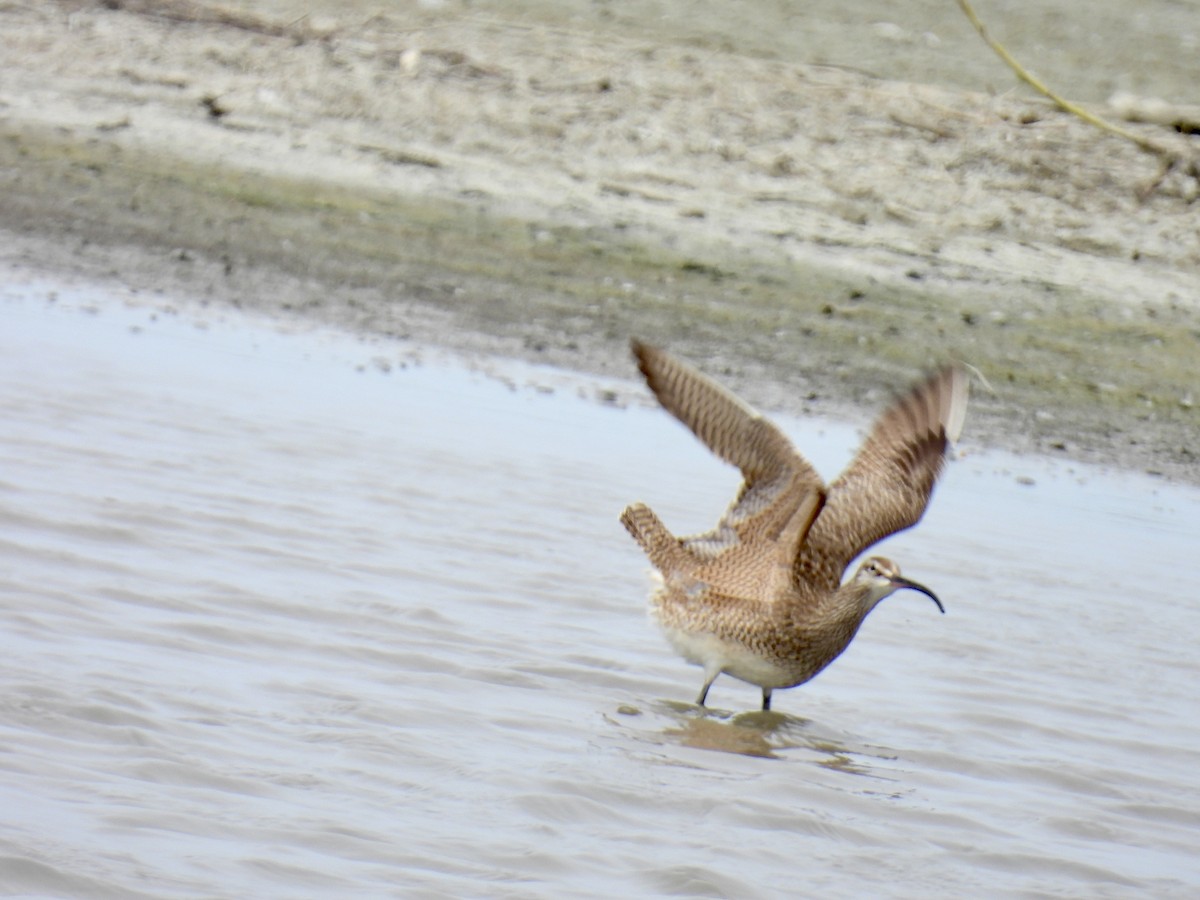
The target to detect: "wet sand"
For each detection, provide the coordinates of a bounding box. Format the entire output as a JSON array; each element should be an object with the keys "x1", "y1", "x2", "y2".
[{"x1": 1, "y1": 0, "x2": 1198, "y2": 479}]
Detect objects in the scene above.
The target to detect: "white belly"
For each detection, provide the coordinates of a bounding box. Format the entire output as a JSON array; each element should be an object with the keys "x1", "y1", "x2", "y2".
[{"x1": 660, "y1": 623, "x2": 799, "y2": 690}]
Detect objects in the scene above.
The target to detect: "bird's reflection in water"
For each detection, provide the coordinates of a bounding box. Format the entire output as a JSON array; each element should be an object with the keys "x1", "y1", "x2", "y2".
[
  {"x1": 668, "y1": 713, "x2": 780, "y2": 759},
  {"x1": 657, "y1": 703, "x2": 885, "y2": 774}
]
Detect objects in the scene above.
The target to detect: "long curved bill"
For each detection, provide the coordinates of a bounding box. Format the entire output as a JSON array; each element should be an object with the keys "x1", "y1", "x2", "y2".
[{"x1": 892, "y1": 575, "x2": 945, "y2": 614}]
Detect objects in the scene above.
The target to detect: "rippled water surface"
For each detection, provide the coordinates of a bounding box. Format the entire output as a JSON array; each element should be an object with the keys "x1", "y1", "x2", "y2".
[{"x1": 2, "y1": 276, "x2": 1199, "y2": 897}]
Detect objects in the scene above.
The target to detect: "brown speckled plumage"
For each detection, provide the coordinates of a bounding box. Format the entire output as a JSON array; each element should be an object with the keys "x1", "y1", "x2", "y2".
[{"x1": 621, "y1": 340, "x2": 967, "y2": 710}]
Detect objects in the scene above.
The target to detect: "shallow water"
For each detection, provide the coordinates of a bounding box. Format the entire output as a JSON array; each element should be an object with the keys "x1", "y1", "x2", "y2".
[{"x1": 2, "y1": 275, "x2": 1198, "y2": 898}]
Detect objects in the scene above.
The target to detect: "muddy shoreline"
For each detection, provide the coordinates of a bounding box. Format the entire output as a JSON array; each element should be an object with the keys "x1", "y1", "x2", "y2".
[{"x1": 2, "y1": 1, "x2": 1197, "y2": 481}]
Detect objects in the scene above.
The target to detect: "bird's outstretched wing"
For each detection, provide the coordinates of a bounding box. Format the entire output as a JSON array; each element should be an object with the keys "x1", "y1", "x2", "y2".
[
  {"x1": 631, "y1": 340, "x2": 825, "y2": 564},
  {"x1": 795, "y1": 365, "x2": 968, "y2": 592}
]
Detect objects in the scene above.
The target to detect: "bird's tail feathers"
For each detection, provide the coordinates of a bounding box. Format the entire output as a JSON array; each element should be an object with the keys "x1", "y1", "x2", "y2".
[{"x1": 620, "y1": 503, "x2": 691, "y2": 574}]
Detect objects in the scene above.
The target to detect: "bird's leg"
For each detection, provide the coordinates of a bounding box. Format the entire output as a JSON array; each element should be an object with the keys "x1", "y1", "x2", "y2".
[
  {"x1": 696, "y1": 669, "x2": 719, "y2": 707},
  {"x1": 761, "y1": 689, "x2": 772, "y2": 711}
]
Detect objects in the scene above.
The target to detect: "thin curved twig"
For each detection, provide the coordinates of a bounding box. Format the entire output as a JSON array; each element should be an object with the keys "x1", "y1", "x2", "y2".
[{"x1": 956, "y1": 0, "x2": 1197, "y2": 196}]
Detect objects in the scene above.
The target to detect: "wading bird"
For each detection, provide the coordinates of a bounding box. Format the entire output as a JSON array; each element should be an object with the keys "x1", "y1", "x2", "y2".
[{"x1": 621, "y1": 341, "x2": 967, "y2": 711}]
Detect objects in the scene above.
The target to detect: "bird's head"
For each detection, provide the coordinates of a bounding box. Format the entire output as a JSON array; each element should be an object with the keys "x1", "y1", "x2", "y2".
[{"x1": 853, "y1": 556, "x2": 944, "y2": 614}]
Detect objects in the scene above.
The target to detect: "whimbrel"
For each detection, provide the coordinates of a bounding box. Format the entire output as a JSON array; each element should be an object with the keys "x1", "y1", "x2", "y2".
[{"x1": 620, "y1": 341, "x2": 967, "y2": 711}]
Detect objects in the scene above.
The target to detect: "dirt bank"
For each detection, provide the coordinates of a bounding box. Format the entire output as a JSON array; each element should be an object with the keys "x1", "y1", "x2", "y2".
[{"x1": 1, "y1": 0, "x2": 1197, "y2": 480}]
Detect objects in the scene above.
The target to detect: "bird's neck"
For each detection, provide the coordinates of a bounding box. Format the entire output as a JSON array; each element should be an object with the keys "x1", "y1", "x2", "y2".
[{"x1": 803, "y1": 582, "x2": 872, "y2": 646}]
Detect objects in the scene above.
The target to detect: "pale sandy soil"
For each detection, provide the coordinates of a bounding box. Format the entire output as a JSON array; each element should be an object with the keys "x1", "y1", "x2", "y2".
[{"x1": 1, "y1": 0, "x2": 1197, "y2": 480}]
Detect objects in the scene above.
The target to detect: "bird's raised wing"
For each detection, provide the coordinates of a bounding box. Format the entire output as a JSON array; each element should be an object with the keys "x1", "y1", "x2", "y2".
[
  {"x1": 632, "y1": 340, "x2": 825, "y2": 559},
  {"x1": 795, "y1": 365, "x2": 968, "y2": 592}
]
